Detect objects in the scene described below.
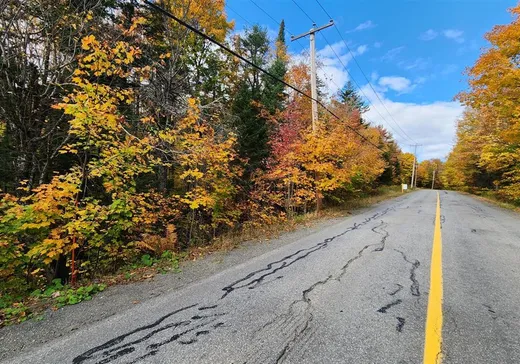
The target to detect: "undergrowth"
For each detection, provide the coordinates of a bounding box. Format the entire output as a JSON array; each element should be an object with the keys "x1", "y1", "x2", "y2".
[{"x1": 0, "y1": 185, "x2": 404, "y2": 327}]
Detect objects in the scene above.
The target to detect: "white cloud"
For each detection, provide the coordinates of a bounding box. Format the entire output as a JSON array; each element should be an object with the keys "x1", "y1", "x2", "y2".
[
  {"x1": 378, "y1": 76, "x2": 414, "y2": 93},
  {"x1": 289, "y1": 46, "x2": 462, "y2": 160},
  {"x1": 347, "y1": 20, "x2": 376, "y2": 33},
  {"x1": 381, "y1": 46, "x2": 405, "y2": 62},
  {"x1": 316, "y1": 41, "x2": 349, "y2": 63},
  {"x1": 443, "y1": 29, "x2": 465, "y2": 43},
  {"x1": 398, "y1": 57, "x2": 430, "y2": 71},
  {"x1": 361, "y1": 85, "x2": 463, "y2": 160},
  {"x1": 420, "y1": 28, "x2": 465, "y2": 44},
  {"x1": 420, "y1": 29, "x2": 438, "y2": 41},
  {"x1": 298, "y1": 41, "x2": 369, "y2": 97},
  {"x1": 356, "y1": 45, "x2": 368, "y2": 55}
]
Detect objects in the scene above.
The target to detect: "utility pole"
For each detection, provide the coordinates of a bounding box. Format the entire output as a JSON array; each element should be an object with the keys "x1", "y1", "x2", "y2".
[
  {"x1": 431, "y1": 169, "x2": 436, "y2": 189},
  {"x1": 414, "y1": 160, "x2": 419, "y2": 188},
  {"x1": 291, "y1": 20, "x2": 334, "y2": 133},
  {"x1": 409, "y1": 144, "x2": 421, "y2": 188},
  {"x1": 410, "y1": 155, "x2": 416, "y2": 189}
]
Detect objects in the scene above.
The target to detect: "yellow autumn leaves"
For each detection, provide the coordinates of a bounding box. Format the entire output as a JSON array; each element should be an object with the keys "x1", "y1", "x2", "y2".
[{"x1": 445, "y1": 4, "x2": 520, "y2": 203}]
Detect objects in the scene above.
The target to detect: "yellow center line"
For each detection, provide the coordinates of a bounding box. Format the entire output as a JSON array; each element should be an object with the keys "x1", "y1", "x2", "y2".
[{"x1": 423, "y1": 192, "x2": 444, "y2": 363}]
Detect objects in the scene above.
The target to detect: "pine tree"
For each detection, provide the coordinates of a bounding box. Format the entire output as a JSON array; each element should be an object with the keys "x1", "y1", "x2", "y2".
[
  {"x1": 338, "y1": 81, "x2": 369, "y2": 115},
  {"x1": 232, "y1": 25, "x2": 271, "y2": 171},
  {"x1": 262, "y1": 20, "x2": 288, "y2": 114}
]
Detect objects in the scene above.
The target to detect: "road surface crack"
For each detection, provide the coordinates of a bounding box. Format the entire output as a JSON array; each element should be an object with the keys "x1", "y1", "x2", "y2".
[
  {"x1": 483, "y1": 304, "x2": 498, "y2": 319},
  {"x1": 394, "y1": 249, "x2": 420, "y2": 297},
  {"x1": 377, "y1": 299, "x2": 402, "y2": 313},
  {"x1": 389, "y1": 284, "x2": 403, "y2": 296},
  {"x1": 371, "y1": 221, "x2": 389, "y2": 252},
  {"x1": 72, "y1": 303, "x2": 227, "y2": 364},
  {"x1": 74, "y1": 208, "x2": 401, "y2": 364},
  {"x1": 256, "y1": 230, "x2": 391, "y2": 363},
  {"x1": 221, "y1": 208, "x2": 393, "y2": 298},
  {"x1": 396, "y1": 317, "x2": 406, "y2": 332}
]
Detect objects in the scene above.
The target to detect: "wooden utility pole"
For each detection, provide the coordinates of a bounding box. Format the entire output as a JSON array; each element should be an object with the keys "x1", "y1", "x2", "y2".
[
  {"x1": 291, "y1": 20, "x2": 334, "y2": 133},
  {"x1": 292, "y1": 21, "x2": 334, "y2": 213},
  {"x1": 410, "y1": 144, "x2": 421, "y2": 188},
  {"x1": 431, "y1": 169, "x2": 436, "y2": 189},
  {"x1": 411, "y1": 155, "x2": 416, "y2": 189},
  {"x1": 414, "y1": 160, "x2": 419, "y2": 188}
]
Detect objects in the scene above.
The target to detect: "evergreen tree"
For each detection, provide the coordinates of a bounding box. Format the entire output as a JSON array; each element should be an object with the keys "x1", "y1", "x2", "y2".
[
  {"x1": 338, "y1": 81, "x2": 369, "y2": 124},
  {"x1": 232, "y1": 25, "x2": 271, "y2": 171},
  {"x1": 262, "y1": 20, "x2": 288, "y2": 114}
]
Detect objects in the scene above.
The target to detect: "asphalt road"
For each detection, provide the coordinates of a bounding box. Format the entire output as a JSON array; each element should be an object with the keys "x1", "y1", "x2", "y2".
[{"x1": 3, "y1": 190, "x2": 520, "y2": 363}]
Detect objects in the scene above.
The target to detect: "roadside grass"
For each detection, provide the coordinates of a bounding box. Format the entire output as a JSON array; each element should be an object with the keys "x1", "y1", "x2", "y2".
[
  {"x1": 0, "y1": 185, "x2": 407, "y2": 327},
  {"x1": 0, "y1": 249, "x2": 185, "y2": 327},
  {"x1": 461, "y1": 189, "x2": 520, "y2": 213},
  {"x1": 186, "y1": 185, "x2": 407, "y2": 259},
  {"x1": 0, "y1": 281, "x2": 107, "y2": 326},
  {"x1": 328, "y1": 185, "x2": 406, "y2": 212}
]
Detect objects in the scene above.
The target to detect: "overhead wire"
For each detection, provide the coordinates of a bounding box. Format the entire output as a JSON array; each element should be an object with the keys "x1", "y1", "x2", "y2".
[
  {"x1": 240, "y1": 0, "x2": 355, "y2": 125},
  {"x1": 233, "y1": 0, "x2": 403, "y2": 145},
  {"x1": 313, "y1": 0, "x2": 417, "y2": 143},
  {"x1": 291, "y1": 0, "x2": 409, "y2": 139},
  {"x1": 290, "y1": 0, "x2": 316, "y2": 24},
  {"x1": 227, "y1": 3, "x2": 305, "y2": 54},
  {"x1": 242, "y1": 0, "x2": 338, "y2": 89},
  {"x1": 326, "y1": 77, "x2": 381, "y2": 126},
  {"x1": 142, "y1": 0, "x2": 384, "y2": 152},
  {"x1": 227, "y1": 5, "x2": 254, "y2": 28},
  {"x1": 314, "y1": 0, "x2": 333, "y2": 19},
  {"x1": 229, "y1": 0, "x2": 338, "y2": 107},
  {"x1": 248, "y1": 0, "x2": 307, "y2": 52},
  {"x1": 319, "y1": 31, "x2": 412, "y2": 142},
  {"x1": 289, "y1": 0, "x2": 412, "y2": 142}
]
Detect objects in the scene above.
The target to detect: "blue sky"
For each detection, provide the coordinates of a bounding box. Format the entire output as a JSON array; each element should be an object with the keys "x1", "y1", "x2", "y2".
[{"x1": 226, "y1": 0, "x2": 517, "y2": 160}]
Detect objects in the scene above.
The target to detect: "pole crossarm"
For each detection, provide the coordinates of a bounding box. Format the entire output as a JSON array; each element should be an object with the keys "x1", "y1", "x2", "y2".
[
  {"x1": 290, "y1": 20, "x2": 334, "y2": 133},
  {"x1": 291, "y1": 20, "x2": 334, "y2": 41}
]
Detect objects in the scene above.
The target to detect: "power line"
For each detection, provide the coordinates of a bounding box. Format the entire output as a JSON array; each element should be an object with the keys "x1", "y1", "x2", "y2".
[
  {"x1": 243, "y1": 0, "x2": 334, "y2": 82},
  {"x1": 290, "y1": 0, "x2": 315, "y2": 23},
  {"x1": 232, "y1": 2, "x2": 378, "y2": 139},
  {"x1": 227, "y1": 5, "x2": 254, "y2": 28},
  {"x1": 286, "y1": 0, "x2": 412, "y2": 146},
  {"x1": 247, "y1": 0, "x2": 307, "y2": 52},
  {"x1": 233, "y1": 1, "x2": 342, "y2": 110},
  {"x1": 241, "y1": 1, "x2": 383, "y2": 139},
  {"x1": 241, "y1": 0, "x2": 337, "y2": 87},
  {"x1": 314, "y1": 0, "x2": 333, "y2": 20},
  {"x1": 318, "y1": 31, "x2": 411, "y2": 143},
  {"x1": 294, "y1": 28, "x2": 382, "y2": 128},
  {"x1": 289, "y1": 0, "x2": 412, "y2": 143},
  {"x1": 142, "y1": 0, "x2": 384, "y2": 152},
  {"x1": 227, "y1": 4, "x2": 306, "y2": 54},
  {"x1": 313, "y1": 0, "x2": 416, "y2": 143}
]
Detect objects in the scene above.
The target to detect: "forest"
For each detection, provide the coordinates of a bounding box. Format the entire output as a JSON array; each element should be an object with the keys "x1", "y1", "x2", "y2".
[
  {"x1": 0, "y1": 0, "x2": 416, "y2": 320},
  {"x1": 0, "y1": 0, "x2": 469, "y2": 323},
  {"x1": 442, "y1": 4, "x2": 520, "y2": 206}
]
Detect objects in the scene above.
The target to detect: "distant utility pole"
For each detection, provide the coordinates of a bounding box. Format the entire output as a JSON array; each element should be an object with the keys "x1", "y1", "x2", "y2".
[
  {"x1": 414, "y1": 160, "x2": 419, "y2": 188},
  {"x1": 291, "y1": 20, "x2": 334, "y2": 133},
  {"x1": 410, "y1": 144, "x2": 421, "y2": 188},
  {"x1": 411, "y1": 156, "x2": 416, "y2": 189},
  {"x1": 431, "y1": 169, "x2": 436, "y2": 189}
]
